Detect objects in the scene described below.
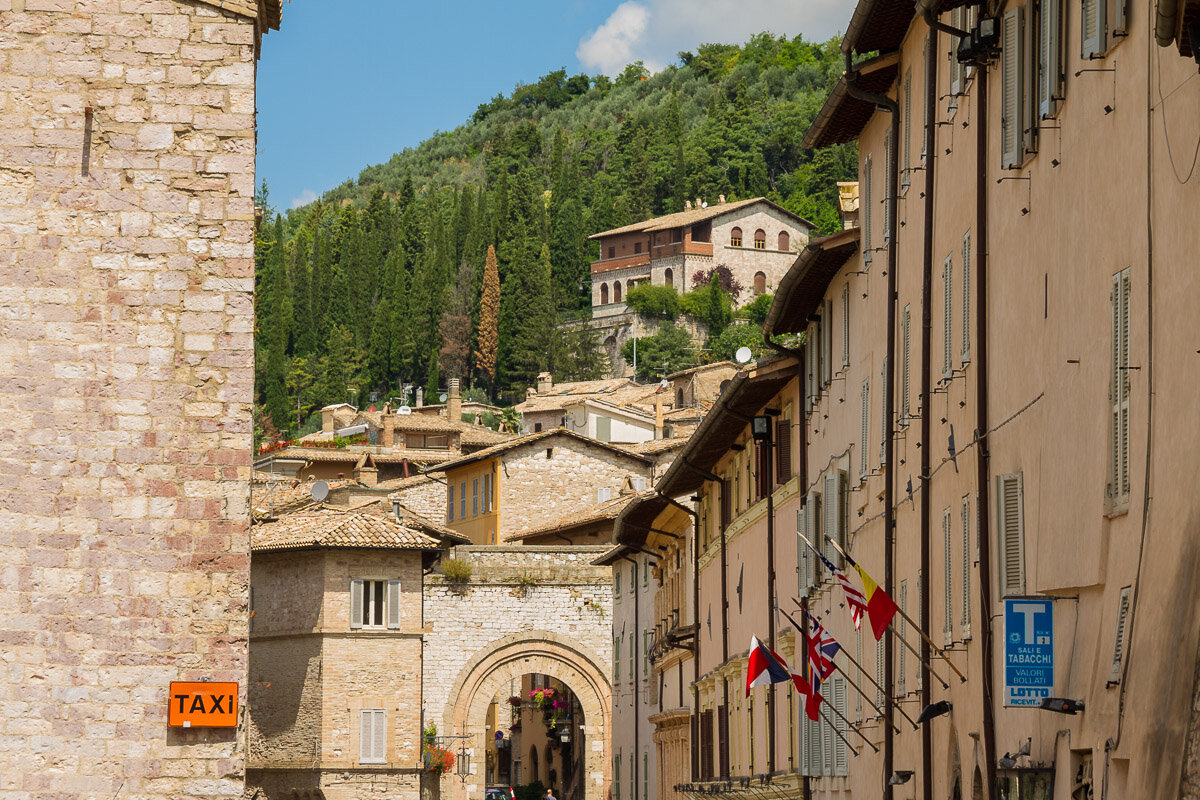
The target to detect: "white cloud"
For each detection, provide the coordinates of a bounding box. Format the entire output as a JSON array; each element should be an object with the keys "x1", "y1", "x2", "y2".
[
  {"x1": 578, "y1": 0, "x2": 847, "y2": 76},
  {"x1": 290, "y1": 188, "x2": 317, "y2": 209}
]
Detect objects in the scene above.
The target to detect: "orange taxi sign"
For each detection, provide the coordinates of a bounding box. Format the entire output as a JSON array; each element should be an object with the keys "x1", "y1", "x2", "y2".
[{"x1": 168, "y1": 681, "x2": 239, "y2": 728}]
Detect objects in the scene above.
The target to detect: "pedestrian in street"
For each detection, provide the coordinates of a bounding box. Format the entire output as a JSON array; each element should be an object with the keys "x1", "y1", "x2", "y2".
[{"x1": 544, "y1": 789, "x2": 556, "y2": 800}]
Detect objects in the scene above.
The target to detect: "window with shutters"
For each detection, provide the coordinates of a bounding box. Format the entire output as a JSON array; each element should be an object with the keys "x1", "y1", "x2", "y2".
[
  {"x1": 1108, "y1": 586, "x2": 1132, "y2": 684},
  {"x1": 950, "y1": 7, "x2": 966, "y2": 104},
  {"x1": 1110, "y1": 269, "x2": 1131, "y2": 509},
  {"x1": 1001, "y1": 7, "x2": 1025, "y2": 169},
  {"x1": 880, "y1": 357, "x2": 889, "y2": 465},
  {"x1": 472, "y1": 478, "x2": 479, "y2": 517},
  {"x1": 860, "y1": 379, "x2": 870, "y2": 482},
  {"x1": 842, "y1": 283, "x2": 851, "y2": 368},
  {"x1": 902, "y1": 306, "x2": 912, "y2": 422},
  {"x1": 775, "y1": 417, "x2": 792, "y2": 482},
  {"x1": 447, "y1": 483, "x2": 455, "y2": 522},
  {"x1": 943, "y1": 508, "x2": 954, "y2": 645},
  {"x1": 808, "y1": 491, "x2": 824, "y2": 585},
  {"x1": 961, "y1": 495, "x2": 973, "y2": 639},
  {"x1": 730, "y1": 227, "x2": 742, "y2": 248},
  {"x1": 1040, "y1": 0, "x2": 1064, "y2": 117},
  {"x1": 902, "y1": 68, "x2": 912, "y2": 191},
  {"x1": 360, "y1": 709, "x2": 387, "y2": 764},
  {"x1": 754, "y1": 440, "x2": 770, "y2": 501},
  {"x1": 1082, "y1": 0, "x2": 1108, "y2": 58},
  {"x1": 883, "y1": 134, "x2": 892, "y2": 242},
  {"x1": 961, "y1": 230, "x2": 972, "y2": 363},
  {"x1": 615, "y1": 634, "x2": 621, "y2": 682},
  {"x1": 897, "y1": 579, "x2": 907, "y2": 695},
  {"x1": 875, "y1": 636, "x2": 885, "y2": 708},
  {"x1": 718, "y1": 702, "x2": 730, "y2": 777},
  {"x1": 996, "y1": 472, "x2": 1026, "y2": 596},
  {"x1": 862, "y1": 155, "x2": 873, "y2": 263},
  {"x1": 700, "y1": 710, "x2": 715, "y2": 780},
  {"x1": 483, "y1": 472, "x2": 492, "y2": 512},
  {"x1": 833, "y1": 677, "x2": 848, "y2": 775},
  {"x1": 460, "y1": 480, "x2": 467, "y2": 520},
  {"x1": 822, "y1": 300, "x2": 833, "y2": 386},
  {"x1": 943, "y1": 255, "x2": 954, "y2": 379},
  {"x1": 754, "y1": 229, "x2": 766, "y2": 250},
  {"x1": 350, "y1": 579, "x2": 401, "y2": 630},
  {"x1": 614, "y1": 752, "x2": 621, "y2": 800}
]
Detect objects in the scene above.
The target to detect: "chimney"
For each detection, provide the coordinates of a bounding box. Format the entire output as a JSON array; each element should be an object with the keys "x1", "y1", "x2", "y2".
[
  {"x1": 448, "y1": 378, "x2": 462, "y2": 422},
  {"x1": 718, "y1": 194, "x2": 726, "y2": 204},
  {"x1": 381, "y1": 414, "x2": 394, "y2": 448},
  {"x1": 416, "y1": 387, "x2": 424, "y2": 408},
  {"x1": 321, "y1": 406, "x2": 335, "y2": 433},
  {"x1": 537, "y1": 372, "x2": 553, "y2": 395},
  {"x1": 684, "y1": 200, "x2": 692, "y2": 210},
  {"x1": 695, "y1": 197, "x2": 702, "y2": 209},
  {"x1": 357, "y1": 465, "x2": 378, "y2": 487}
]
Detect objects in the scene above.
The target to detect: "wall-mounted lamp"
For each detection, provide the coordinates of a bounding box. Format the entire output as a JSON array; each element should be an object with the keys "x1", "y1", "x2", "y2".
[
  {"x1": 888, "y1": 770, "x2": 914, "y2": 785},
  {"x1": 751, "y1": 415, "x2": 772, "y2": 442},
  {"x1": 916, "y1": 700, "x2": 952, "y2": 724},
  {"x1": 1039, "y1": 697, "x2": 1084, "y2": 715}
]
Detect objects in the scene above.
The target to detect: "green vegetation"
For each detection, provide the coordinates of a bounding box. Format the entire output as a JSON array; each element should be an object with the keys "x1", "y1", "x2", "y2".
[
  {"x1": 439, "y1": 557, "x2": 473, "y2": 583},
  {"x1": 625, "y1": 284, "x2": 682, "y2": 320},
  {"x1": 621, "y1": 323, "x2": 698, "y2": 381},
  {"x1": 254, "y1": 33, "x2": 856, "y2": 438}
]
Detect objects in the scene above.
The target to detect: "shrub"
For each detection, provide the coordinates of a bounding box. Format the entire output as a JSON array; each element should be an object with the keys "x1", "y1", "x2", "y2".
[
  {"x1": 620, "y1": 323, "x2": 698, "y2": 381},
  {"x1": 708, "y1": 322, "x2": 768, "y2": 362},
  {"x1": 625, "y1": 284, "x2": 681, "y2": 320},
  {"x1": 440, "y1": 557, "x2": 472, "y2": 582},
  {"x1": 515, "y1": 782, "x2": 547, "y2": 800},
  {"x1": 740, "y1": 292, "x2": 774, "y2": 324}
]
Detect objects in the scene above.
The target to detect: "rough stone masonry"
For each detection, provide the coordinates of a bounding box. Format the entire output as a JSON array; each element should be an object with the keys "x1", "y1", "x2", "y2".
[{"x1": 0, "y1": 1, "x2": 275, "y2": 797}]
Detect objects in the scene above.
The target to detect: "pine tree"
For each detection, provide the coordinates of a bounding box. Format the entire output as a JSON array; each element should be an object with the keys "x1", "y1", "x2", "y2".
[
  {"x1": 475, "y1": 244, "x2": 500, "y2": 395},
  {"x1": 500, "y1": 242, "x2": 555, "y2": 392}
]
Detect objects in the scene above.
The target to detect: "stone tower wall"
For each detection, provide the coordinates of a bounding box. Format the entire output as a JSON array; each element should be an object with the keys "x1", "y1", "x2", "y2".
[{"x1": 0, "y1": 1, "x2": 264, "y2": 797}]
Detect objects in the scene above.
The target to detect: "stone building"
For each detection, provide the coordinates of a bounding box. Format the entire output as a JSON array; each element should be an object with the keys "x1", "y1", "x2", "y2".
[
  {"x1": 0, "y1": 1, "x2": 277, "y2": 799},
  {"x1": 246, "y1": 506, "x2": 465, "y2": 800}
]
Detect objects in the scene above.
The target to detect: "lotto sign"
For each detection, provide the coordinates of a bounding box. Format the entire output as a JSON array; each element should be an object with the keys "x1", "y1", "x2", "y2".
[
  {"x1": 1003, "y1": 598, "x2": 1054, "y2": 707},
  {"x1": 168, "y1": 682, "x2": 239, "y2": 728}
]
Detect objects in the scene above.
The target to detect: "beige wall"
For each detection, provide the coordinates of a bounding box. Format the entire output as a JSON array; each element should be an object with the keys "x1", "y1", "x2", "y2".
[
  {"x1": 0, "y1": 2, "x2": 263, "y2": 798},
  {"x1": 247, "y1": 548, "x2": 426, "y2": 800}
]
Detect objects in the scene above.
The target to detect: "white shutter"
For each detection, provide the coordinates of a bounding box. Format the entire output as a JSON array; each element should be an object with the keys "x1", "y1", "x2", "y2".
[
  {"x1": 797, "y1": 510, "x2": 810, "y2": 596},
  {"x1": 833, "y1": 677, "x2": 848, "y2": 775},
  {"x1": 1021, "y1": 0, "x2": 1037, "y2": 156},
  {"x1": 943, "y1": 509, "x2": 954, "y2": 645},
  {"x1": 809, "y1": 716, "x2": 823, "y2": 777},
  {"x1": 897, "y1": 580, "x2": 907, "y2": 695},
  {"x1": 901, "y1": 306, "x2": 911, "y2": 420},
  {"x1": 824, "y1": 475, "x2": 838, "y2": 567},
  {"x1": 883, "y1": 133, "x2": 892, "y2": 242},
  {"x1": 996, "y1": 472, "x2": 1026, "y2": 596},
  {"x1": 842, "y1": 283, "x2": 851, "y2": 368},
  {"x1": 598, "y1": 486, "x2": 612, "y2": 502},
  {"x1": 806, "y1": 334, "x2": 816, "y2": 414},
  {"x1": 1108, "y1": 586, "x2": 1132, "y2": 683},
  {"x1": 943, "y1": 256, "x2": 954, "y2": 379},
  {"x1": 916, "y1": 570, "x2": 924, "y2": 690},
  {"x1": 880, "y1": 357, "x2": 889, "y2": 464},
  {"x1": 823, "y1": 300, "x2": 833, "y2": 385},
  {"x1": 809, "y1": 491, "x2": 824, "y2": 584},
  {"x1": 862, "y1": 155, "x2": 873, "y2": 262},
  {"x1": 387, "y1": 579, "x2": 401, "y2": 629},
  {"x1": 1082, "y1": 0, "x2": 1107, "y2": 58},
  {"x1": 361, "y1": 709, "x2": 386, "y2": 763},
  {"x1": 1111, "y1": 270, "x2": 1131, "y2": 502},
  {"x1": 835, "y1": 471, "x2": 848, "y2": 563},
  {"x1": 1115, "y1": 0, "x2": 1129, "y2": 34},
  {"x1": 350, "y1": 579, "x2": 364, "y2": 629},
  {"x1": 855, "y1": 627, "x2": 863, "y2": 719},
  {"x1": 961, "y1": 230, "x2": 972, "y2": 362},
  {"x1": 902, "y1": 68, "x2": 912, "y2": 190},
  {"x1": 875, "y1": 636, "x2": 885, "y2": 707},
  {"x1": 1001, "y1": 8, "x2": 1023, "y2": 169},
  {"x1": 950, "y1": 7, "x2": 965, "y2": 97},
  {"x1": 860, "y1": 379, "x2": 870, "y2": 481},
  {"x1": 821, "y1": 704, "x2": 834, "y2": 776},
  {"x1": 961, "y1": 495, "x2": 973, "y2": 639},
  {"x1": 921, "y1": 35, "x2": 930, "y2": 164},
  {"x1": 1039, "y1": 0, "x2": 1063, "y2": 117}
]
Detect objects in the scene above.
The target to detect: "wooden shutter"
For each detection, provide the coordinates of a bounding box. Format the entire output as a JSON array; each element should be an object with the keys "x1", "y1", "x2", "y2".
[
  {"x1": 901, "y1": 306, "x2": 911, "y2": 420},
  {"x1": 805, "y1": 334, "x2": 816, "y2": 414},
  {"x1": 950, "y1": 7, "x2": 965, "y2": 97},
  {"x1": 862, "y1": 155, "x2": 873, "y2": 262},
  {"x1": 943, "y1": 256, "x2": 954, "y2": 379},
  {"x1": 1001, "y1": 7, "x2": 1023, "y2": 169},
  {"x1": 882, "y1": 134, "x2": 892, "y2": 243},
  {"x1": 921, "y1": 35, "x2": 930, "y2": 164},
  {"x1": 447, "y1": 483, "x2": 454, "y2": 522},
  {"x1": 720, "y1": 478, "x2": 731, "y2": 529},
  {"x1": 824, "y1": 475, "x2": 839, "y2": 566},
  {"x1": 350, "y1": 579, "x2": 364, "y2": 629},
  {"x1": 897, "y1": 580, "x2": 907, "y2": 694},
  {"x1": 860, "y1": 379, "x2": 870, "y2": 481},
  {"x1": 855, "y1": 627, "x2": 863, "y2": 719},
  {"x1": 1108, "y1": 586, "x2": 1132, "y2": 683},
  {"x1": 1111, "y1": 270, "x2": 1131, "y2": 502},
  {"x1": 902, "y1": 68, "x2": 912, "y2": 190},
  {"x1": 996, "y1": 472, "x2": 1026, "y2": 596},
  {"x1": 833, "y1": 471, "x2": 848, "y2": 564},
  {"x1": 615, "y1": 634, "x2": 621, "y2": 682},
  {"x1": 797, "y1": 511, "x2": 811, "y2": 596},
  {"x1": 961, "y1": 495, "x2": 973, "y2": 639},
  {"x1": 943, "y1": 509, "x2": 954, "y2": 644},
  {"x1": 360, "y1": 709, "x2": 385, "y2": 763},
  {"x1": 842, "y1": 283, "x2": 851, "y2": 368},
  {"x1": 1082, "y1": 0, "x2": 1106, "y2": 58},
  {"x1": 962, "y1": 230, "x2": 972, "y2": 362},
  {"x1": 775, "y1": 418, "x2": 792, "y2": 482},
  {"x1": 387, "y1": 579, "x2": 401, "y2": 629},
  {"x1": 1040, "y1": 0, "x2": 1063, "y2": 117},
  {"x1": 875, "y1": 636, "x2": 885, "y2": 707},
  {"x1": 1115, "y1": 0, "x2": 1129, "y2": 34},
  {"x1": 1021, "y1": 0, "x2": 1037, "y2": 156},
  {"x1": 821, "y1": 697, "x2": 834, "y2": 775},
  {"x1": 916, "y1": 570, "x2": 924, "y2": 690},
  {"x1": 822, "y1": 300, "x2": 833, "y2": 385},
  {"x1": 833, "y1": 677, "x2": 848, "y2": 775},
  {"x1": 808, "y1": 491, "x2": 823, "y2": 585},
  {"x1": 700, "y1": 710, "x2": 715, "y2": 780},
  {"x1": 614, "y1": 750, "x2": 621, "y2": 800},
  {"x1": 718, "y1": 703, "x2": 730, "y2": 777}
]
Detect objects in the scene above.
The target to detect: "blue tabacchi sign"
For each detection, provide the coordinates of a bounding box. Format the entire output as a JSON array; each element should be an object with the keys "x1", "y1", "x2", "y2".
[{"x1": 1004, "y1": 597, "x2": 1054, "y2": 707}]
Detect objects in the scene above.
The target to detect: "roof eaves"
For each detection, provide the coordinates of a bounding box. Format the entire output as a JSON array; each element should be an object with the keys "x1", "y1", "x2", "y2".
[
  {"x1": 763, "y1": 228, "x2": 861, "y2": 338},
  {"x1": 842, "y1": 0, "x2": 917, "y2": 56},
  {"x1": 803, "y1": 52, "x2": 901, "y2": 150}
]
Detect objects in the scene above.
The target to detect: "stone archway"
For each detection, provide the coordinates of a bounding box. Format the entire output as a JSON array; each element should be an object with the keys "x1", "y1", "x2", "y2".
[{"x1": 440, "y1": 630, "x2": 612, "y2": 800}]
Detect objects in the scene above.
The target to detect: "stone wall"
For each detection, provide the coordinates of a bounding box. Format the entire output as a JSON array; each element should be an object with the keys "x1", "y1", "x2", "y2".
[
  {"x1": 708, "y1": 207, "x2": 808, "y2": 301},
  {"x1": 498, "y1": 441, "x2": 652, "y2": 538},
  {"x1": 0, "y1": 1, "x2": 263, "y2": 798}
]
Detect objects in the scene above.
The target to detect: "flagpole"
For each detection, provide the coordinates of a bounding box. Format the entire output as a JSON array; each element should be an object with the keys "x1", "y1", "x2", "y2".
[
  {"x1": 776, "y1": 604, "x2": 905, "y2": 732},
  {"x1": 818, "y1": 704, "x2": 874, "y2": 755},
  {"x1": 825, "y1": 535, "x2": 967, "y2": 683}
]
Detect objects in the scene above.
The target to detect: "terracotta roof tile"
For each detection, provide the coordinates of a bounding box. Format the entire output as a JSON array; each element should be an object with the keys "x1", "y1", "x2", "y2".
[
  {"x1": 588, "y1": 198, "x2": 814, "y2": 239},
  {"x1": 251, "y1": 506, "x2": 447, "y2": 552},
  {"x1": 504, "y1": 494, "x2": 634, "y2": 542}
]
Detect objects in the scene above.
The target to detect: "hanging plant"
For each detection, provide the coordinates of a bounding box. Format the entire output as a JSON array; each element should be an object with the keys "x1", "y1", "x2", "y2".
[{"x1": 422, "y1": 744, "x2": 455, "y2": 775}]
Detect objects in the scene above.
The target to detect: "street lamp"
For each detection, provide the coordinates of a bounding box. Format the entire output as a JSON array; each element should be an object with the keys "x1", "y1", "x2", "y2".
[
  {"x1": 751, "y1": 414, "x2": 772, "y2": 441},
  {"x1": 456, "y1": 740, "x2": 471, "y2": 783}
]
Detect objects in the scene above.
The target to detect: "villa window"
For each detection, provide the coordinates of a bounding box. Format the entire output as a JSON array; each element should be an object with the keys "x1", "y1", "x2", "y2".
[
  {"x1": 754, "y1": 229, "x2": 766, "y2": 249},
  {"x1": 350, "y1": 579, "x2": 401, "y2": 630},
  {"x1": 753, "y1": 272, "x2": 766, "y2": 295},
  {"x1": 730, "y1": 227, "x2": 742, "y2": 248},
  {"x1": 608, "y1": 246, "x2": 616, "y2": 259},
  {"x1": 614, "y1": 282, "x2": 623, "y2": 303},
  {"x1": 778, "y1": 231, "x2": 790, "y2": 251},
  {"x1": 664, "y1": 268, "x2": 673, "y2": 288},
  {"x1": 601, "y1": 284, "x2": 609, "y2": 305}
]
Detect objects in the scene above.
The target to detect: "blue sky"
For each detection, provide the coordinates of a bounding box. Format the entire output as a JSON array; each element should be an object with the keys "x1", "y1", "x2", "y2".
[{"x1": 256, "y1": 0, "x2": 847, "y2": 213}]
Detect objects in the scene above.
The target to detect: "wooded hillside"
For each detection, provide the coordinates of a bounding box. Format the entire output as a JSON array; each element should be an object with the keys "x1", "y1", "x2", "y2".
[{"x1": 254, "y1": 33, "x2": 856, "y2": 440}]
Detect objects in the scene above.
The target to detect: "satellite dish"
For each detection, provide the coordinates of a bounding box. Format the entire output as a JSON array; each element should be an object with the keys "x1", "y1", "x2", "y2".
[
  {"x1": 397, "y1": 405, "x2": 412, "y2": 415},
  {"x1": 659, "y1": 379, "x2": 670, "y2": 389},
  {"x1": 310, "y1": 480, "x2": 329, "y2": 502},
  {"x1": 734, "y1": 346, "x2": 753, "y2": 364},
  {"x1": 439, "y1": 393, "x2": 448, "y2": 403}
]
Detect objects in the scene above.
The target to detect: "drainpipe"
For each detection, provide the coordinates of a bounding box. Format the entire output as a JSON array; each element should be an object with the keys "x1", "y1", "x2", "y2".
[
  {"x1": 917, "y1": 19, "x2": 939, "y2": 800},
  {"x1": 844, "y1": 50, "x2": 900, "y2": 800}
]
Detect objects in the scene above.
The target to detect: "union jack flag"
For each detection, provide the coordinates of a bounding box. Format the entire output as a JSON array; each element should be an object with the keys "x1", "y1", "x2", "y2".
[
  {"x1": 806, "y1": 612, "x2": 842, "y2": 682},
  {"x1": 815, "y1": 548, "x2": 868, "y2": 631}
]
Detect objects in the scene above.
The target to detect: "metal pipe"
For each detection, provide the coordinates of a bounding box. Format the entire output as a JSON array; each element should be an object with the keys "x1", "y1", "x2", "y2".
[{"x1": 845, "y1": 48, "x2": 900, "y2": 800}]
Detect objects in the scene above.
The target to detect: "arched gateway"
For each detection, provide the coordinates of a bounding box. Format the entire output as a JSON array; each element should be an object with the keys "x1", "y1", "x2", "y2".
[{"x1": 443, "y1": 631, "x2": 612, "y2": 800}]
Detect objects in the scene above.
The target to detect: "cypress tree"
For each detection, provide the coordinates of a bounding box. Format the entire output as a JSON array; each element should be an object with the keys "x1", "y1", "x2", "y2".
[{"x1": 475, "y1": 244, "x2": 500, "y2": 396}]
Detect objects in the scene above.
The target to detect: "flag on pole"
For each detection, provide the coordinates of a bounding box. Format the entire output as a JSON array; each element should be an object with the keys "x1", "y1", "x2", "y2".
[
  {"x1": 746, "y1": 636, "x2": 811, "y2": 698},
  {"x1": 848, "y1": 560, "x2": 899, "y2": 641},
  {"x1": 817, "y1": 550, "x2": 868, "y2": 631},
  {"x1": 806, "y1": 613, "x2": 842, "y2": 681}
]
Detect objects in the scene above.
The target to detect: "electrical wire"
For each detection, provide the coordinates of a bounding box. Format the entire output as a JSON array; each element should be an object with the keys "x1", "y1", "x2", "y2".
[{"x1": 1155, "y1": 43, "x2": 1200, "y2": 184}]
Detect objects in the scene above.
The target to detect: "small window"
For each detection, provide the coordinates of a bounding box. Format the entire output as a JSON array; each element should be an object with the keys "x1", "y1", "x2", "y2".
[
  {"x1": 730, "y1": 227, "x2": 742, "y2": 248},
  {"x1": 546, "y1": 448, "x2": 553, "y2": 459},
  {"x1": 598, "y1": 486, "x2": 612, "y2": 502},
  {"x1": 753, "y1": 229, "x2": 766, "y2": 249},
  {"x1": 778, "y1": 231, "x2": 790, "y2": 251},
  {"x1": 601, "y1": 283, "x2": 609, "y2": 305},
  {"x1": 634, "y1": 241, "x2": 642, "y2": 254},
  {"x1": 534, "y1": 422, "x2": 543, "y2": 433},
  {"x1": 753, "y1": 272, "x2": 766, "y2": 295},
  {"x1": 614, "y1": 282, "x2": 623, "y2": 303},
  {"x1": 350, "y1": 579, "x2": 401, "y2": 630},
  {"x1": 360, "y1": 709, "x2": 386, "y2": 764},
  {"x1": 483, "y1": 472, "x2": 492, "y2": 513},
  {"x1": 460, "y1": 481, "x2": 466, "y2": 520},
  {"x1": 448, "y1": 484, "x2": 455, "y2": 522},
  {"x1": 608, "y1": 245, "x2": 616, "y2": 259},
  {"x1": 472, "y1": 478, "x2": 479, "y2": 517},
  {"x1": 664, "y1": 267, "x2": 673, "y2": 288}
]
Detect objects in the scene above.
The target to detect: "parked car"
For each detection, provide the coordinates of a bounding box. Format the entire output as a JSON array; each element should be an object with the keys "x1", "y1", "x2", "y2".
[{"x1": 486, "y1": 787, "x2": 515, "y2": 800}]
